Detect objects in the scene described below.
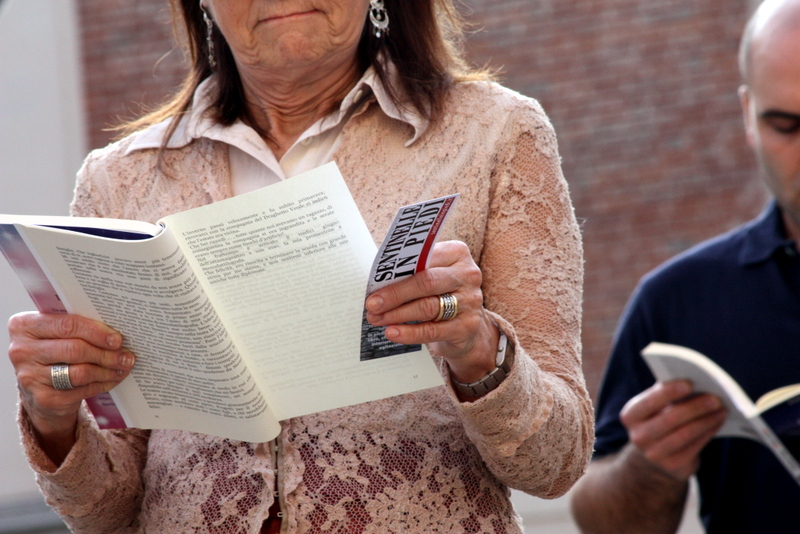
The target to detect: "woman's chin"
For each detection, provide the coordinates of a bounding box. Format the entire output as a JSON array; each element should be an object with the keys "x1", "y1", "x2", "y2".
[{"x1": 248, "y1": 35, "x2": 351, "y2": 76}]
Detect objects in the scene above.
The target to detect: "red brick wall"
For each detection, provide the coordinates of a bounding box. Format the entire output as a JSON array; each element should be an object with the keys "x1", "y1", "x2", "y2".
[
  {"x1": 78, "y1": 0, "x2": 769, "y2": 396},
  {"x1": 462, "y1": 0, "x2": 768, "y2": 394},
  {"x1": 79, "y1": 0, "x2": 186, "y2": 149}
]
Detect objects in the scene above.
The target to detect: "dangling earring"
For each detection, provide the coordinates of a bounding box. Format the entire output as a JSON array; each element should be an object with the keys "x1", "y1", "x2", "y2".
[
  {"x1": 369, "y1": 0, "x2": 389, "y2": 39},
  {"x1": 200, "y1": 2, "x2": 217, "y2": 68}
]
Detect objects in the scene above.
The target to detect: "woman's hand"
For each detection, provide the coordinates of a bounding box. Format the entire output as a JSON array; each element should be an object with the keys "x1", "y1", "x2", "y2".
[
  {"x1": 365, "y1": 241, "x2": 501, "y2": 391},
  {"x1": 8, "y1": 312, "x2": 135, "y2": 464}
]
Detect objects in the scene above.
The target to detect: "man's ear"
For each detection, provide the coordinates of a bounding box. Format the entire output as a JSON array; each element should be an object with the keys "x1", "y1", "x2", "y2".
[{"x1": 739, "y1": 85, "x2": 756, "y2": 149}]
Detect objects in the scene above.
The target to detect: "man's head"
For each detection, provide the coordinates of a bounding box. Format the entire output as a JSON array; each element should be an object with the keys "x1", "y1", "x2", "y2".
[{"x1": 739, "y1": 0, "x2": 800, "y2": 240}]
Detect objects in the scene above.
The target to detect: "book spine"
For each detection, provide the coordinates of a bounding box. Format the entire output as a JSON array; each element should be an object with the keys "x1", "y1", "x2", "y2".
[{"x1": 0, "y1": 224, "x2": 127, "y2": 429}]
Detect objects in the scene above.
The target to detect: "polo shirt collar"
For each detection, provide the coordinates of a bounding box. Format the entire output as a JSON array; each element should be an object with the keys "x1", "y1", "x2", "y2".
[
  {"x1": 125, "y1": 61, "x2": 428, "y2": 155},
  {"x1": 739, "y1": 199, "x2": 796, "y2": 265}
]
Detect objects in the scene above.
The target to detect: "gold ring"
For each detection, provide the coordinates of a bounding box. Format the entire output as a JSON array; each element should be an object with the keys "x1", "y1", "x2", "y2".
[{"x1": 434, "y1": 293, "x2": 458, "y2": 322}]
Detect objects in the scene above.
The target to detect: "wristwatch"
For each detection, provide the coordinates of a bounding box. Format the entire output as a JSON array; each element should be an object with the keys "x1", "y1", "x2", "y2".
[{"x1": 453, "y1": 330, "x2": 515, "y2": 397}]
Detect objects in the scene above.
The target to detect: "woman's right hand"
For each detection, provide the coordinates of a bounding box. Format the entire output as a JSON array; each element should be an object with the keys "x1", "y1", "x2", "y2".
[{"x1": 8, "y1": 311, "x2": 135, "y2": 464}]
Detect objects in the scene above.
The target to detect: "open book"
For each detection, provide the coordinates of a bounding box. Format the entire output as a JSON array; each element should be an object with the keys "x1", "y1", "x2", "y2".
[
  {"x1": 0, "y1": 162, "x2": 445, "y2": 442},
  {"x1": 642, "y1": 342, "x2": 800, "y2": 485}
]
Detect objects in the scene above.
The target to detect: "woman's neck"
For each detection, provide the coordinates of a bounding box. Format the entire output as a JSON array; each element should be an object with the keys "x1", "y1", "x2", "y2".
[{"x1": 238, "y1": 58, "x2": 363, "y2": 160}]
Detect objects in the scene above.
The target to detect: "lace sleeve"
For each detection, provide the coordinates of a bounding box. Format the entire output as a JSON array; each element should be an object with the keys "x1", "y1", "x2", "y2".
[
  {"x1": 451, "y1": 101, "x2": 594, "y2": 498},
  {"x1": 25, "y1": 147, "x2": 152, "y2": 532},
  {"x1": 19, "y1": 403, "x2": 150, "y2": 533},
  {"x1": 69, "y1": 147, "x2": 113, "y2": 218}
]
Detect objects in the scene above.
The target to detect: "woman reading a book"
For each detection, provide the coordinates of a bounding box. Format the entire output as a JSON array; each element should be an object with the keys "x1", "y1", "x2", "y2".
[{"x1": 7, "y1": 0, "x2": 592, "y2": 532}]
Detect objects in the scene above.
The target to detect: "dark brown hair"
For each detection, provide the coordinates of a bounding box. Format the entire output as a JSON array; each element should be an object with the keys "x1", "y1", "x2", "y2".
[{"x1": 122, "y1": 0, "x2": 487, "y2": 142}]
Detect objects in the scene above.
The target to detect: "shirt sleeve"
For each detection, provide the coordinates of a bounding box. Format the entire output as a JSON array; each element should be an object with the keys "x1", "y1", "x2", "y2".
[
  {"x1": 18, "y1": 402, "x2": 150, "y2": 533},
  {"x1": 593, "y1": 281, "x2": 660, "y2": 458},
  {"x1": 70, "y1": 146, "x2": 114, "y2": 218},
  {"x1": 19, "y1": 147, "x2": 152, "y2": 533},
  {"x1": 450, "y1": 98, "x2": 594, "y2": 498}
]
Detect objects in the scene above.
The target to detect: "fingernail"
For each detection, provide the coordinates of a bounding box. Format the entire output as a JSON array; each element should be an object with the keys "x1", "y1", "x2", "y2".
[
  {"x1": 385, "y1": 326, "x2": 399, "y2": 338},
  {"x1": 673, "y1": 381, "x2": 693, "y2": 396},
  {"x1": 119, "y1": 352, "x2": 135, "y2": 368},
  {"x1": 366, "y1": 295, "x2": 383, "y2": 312},
  {"x1": 107, "y1": 333, "x2": 122, "y2": 348}
]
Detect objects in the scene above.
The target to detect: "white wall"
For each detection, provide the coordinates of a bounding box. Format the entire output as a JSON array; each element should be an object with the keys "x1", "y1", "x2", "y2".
[{"x1": 0, "y1": 0, "x2": 86, "y2": 502}]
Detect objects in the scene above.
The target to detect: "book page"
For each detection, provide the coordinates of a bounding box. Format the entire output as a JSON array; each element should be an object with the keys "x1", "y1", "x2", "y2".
[
  {"x1": 14, "y1": 225, "x2": 280, "y2": 442},
  {"x1": 641, "y1": 342, "x2": 759, "y2": 440},
  {"x1": 166, "y1": 162, "x2": 443, "y2": 420},
  {"x1": 756, "y1": 384, "x2": 800, "y2": 411}
]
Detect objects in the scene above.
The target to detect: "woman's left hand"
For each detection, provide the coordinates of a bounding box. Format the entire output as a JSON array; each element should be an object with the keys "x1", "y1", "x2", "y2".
[{"x1": 365, "y1": 240, "x2": 500, "y2": 386}]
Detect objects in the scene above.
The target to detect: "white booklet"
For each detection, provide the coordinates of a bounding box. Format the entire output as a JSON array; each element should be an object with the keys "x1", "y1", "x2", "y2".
[
  {"x1": 0, "y1": 162, "x2": 444, "y2": 442},
  {"x1": 643, "y1": 342, "x2": 800, "y2": 485}
]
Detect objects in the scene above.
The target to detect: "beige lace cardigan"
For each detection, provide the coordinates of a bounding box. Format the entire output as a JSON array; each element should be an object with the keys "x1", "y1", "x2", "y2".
[{"x1": 19, "y1": 81, "x2": 593, "y2": 533}]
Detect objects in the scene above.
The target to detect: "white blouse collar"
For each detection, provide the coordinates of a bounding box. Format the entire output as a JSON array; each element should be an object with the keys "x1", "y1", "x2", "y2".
[{"x1": 125, "y1": 61, "x2": 429, "y2": 155}]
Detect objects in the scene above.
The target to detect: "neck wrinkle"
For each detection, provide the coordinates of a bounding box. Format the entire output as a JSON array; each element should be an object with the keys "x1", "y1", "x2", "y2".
[{"x1": 238, "y1": 57, "x2": 364, "y2": 156}]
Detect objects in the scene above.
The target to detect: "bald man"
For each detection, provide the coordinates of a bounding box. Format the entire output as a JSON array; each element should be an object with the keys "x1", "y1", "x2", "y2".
[{"x1": 571, "y1": 1, "x2": 800, "y2": 532}]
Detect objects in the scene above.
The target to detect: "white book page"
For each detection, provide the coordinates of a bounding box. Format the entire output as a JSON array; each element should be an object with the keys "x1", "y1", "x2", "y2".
[
  {"x1": 642, "y1": 343, "x2": 758, "y2": 440},
  {"x1": 15, "y1": 225, "x2": 280, "y2": 442},
  {"x1": 167, "y1": 162, "x2": 443, "y2": 420}
]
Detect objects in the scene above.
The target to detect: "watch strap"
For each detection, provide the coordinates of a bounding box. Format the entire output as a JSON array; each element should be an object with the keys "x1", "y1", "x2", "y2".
[{"x1": 452, "y1": 331, "x2": 515, "y2": 397}]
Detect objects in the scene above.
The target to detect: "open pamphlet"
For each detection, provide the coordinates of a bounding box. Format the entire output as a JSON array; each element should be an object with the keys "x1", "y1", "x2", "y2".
[
  {"x1": 642, "y1": 342, "x2": 800, "y2": 485},
  {"x1": 0, "y1": 162, "x2": 449, "y2": 442}
]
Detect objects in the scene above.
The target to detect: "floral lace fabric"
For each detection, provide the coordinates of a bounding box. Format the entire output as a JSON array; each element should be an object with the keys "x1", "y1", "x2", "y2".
[{"x1": 20, "y1": 81, "x2": 593, "y2": 533}]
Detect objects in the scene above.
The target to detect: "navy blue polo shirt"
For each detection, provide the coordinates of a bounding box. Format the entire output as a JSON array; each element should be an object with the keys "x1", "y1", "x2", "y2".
[{"x1": 594, "y1": 201, "x2": 800, "y2": 532}]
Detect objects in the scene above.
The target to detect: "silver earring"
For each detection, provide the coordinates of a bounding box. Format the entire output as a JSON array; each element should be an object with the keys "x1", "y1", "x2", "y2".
[
  {"x1": 201, "y1": 4, "x2": 216, "y2": 68},
  {"x1": 369, "y1": 0, "x2": 389, "y2": 38}
]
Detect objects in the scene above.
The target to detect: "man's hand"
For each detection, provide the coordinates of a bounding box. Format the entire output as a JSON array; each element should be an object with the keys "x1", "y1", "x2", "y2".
[
  {"x1": 621, "y1": 380, "x2": 727, "y2": 481},
  {"x1": 571, "y1": 380, "x2": 727, "y2": 534}
]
